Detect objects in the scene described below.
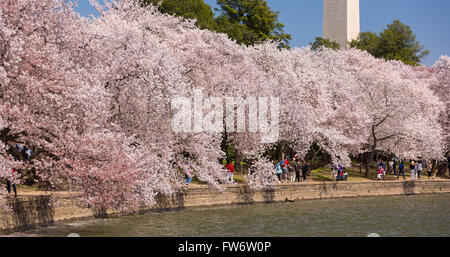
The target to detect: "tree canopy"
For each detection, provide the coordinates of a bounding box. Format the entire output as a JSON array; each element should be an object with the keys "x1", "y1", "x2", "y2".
[
  {"x1": 309, "y1": 37, "x2": 341, "y2": 51},
  {"x1": 140, "y1": 0, "x2": 217, "y2": 30},
  {"x1": 215, "y1": 0, "x2": 291, "y2": 48},
  {"x1": 0, "y1": 0, "x2": 447, "y2": 209},
  {"x1": 141, "y1": 0, "x2": 291, "y2": 48},
  {"x1": 350, "y1": 20, "x2": 429, "y2": 66}
]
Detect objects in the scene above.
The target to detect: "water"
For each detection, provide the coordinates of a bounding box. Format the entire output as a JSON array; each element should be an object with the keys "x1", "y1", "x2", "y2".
[{"x1": 10, "y1": 194, "x2": 450, "y2": 237}]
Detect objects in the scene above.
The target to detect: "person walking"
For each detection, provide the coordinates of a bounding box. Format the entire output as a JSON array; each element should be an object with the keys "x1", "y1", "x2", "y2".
[
  {"x1": 275, "y1": 160, "x2": 282, "y2": 183},
  {"x1": 426, "y1": 160, "x2": 433, "y2": 180},
  {"x1": 184, "y1": 165, "x2": 193, "y2": 185},
  {"x1": 295, "y1": 159, "x2": 302, "y2": 182},
  {"x1": 6, "y1": 168, "x2": 17, "y2": 197},
  {"x1": 392, "y1": 158, "x2": 397, "y2": 176},
  {"x1": 281, "y1": 157, "x2": 290, "y2": 183},
  {"x1": 288, "y1": 159, "x2": 296, "y2": 183},
  {"x1": 302, "y1": 160, "x2": 308, "y2": 182},
  {"x1": 410, "y1": 160, "x2": 416, "y2": 180},
  {"x1": 416, "y1": 161, "x2": 423, "y2": 180},
  {"x1": 397, "y1": 161, "x2": 405, "y2": 179},
  {"x1": 226, "y1": 160, "x2": 234, "y2": 184}
]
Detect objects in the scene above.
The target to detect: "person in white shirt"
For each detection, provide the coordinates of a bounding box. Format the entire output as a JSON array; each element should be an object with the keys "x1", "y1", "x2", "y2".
[{"x1": 415, "y1": 161, "x2": 423, "y2": 180}]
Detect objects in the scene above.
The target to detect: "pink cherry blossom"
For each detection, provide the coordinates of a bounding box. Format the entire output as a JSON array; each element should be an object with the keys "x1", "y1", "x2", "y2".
[{"x1": 0, "y1": 0, "x2": 447, "y2": 210}]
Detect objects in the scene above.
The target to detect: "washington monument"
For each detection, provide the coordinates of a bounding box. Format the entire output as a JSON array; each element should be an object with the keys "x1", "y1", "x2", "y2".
[{"x1": 323, "y1": 0, "x2": 360, "y2": 49}]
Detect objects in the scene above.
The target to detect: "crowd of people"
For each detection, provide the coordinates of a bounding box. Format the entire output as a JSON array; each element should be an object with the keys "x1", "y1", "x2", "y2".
[
  {"x1": 7, "y1": 142, "x2": 445, "y2": 191},
  {"x1": 376, "y1": 158, "x2": 437, "y2": 181},
  {"x1": 182, "y1": 155, "x2": 311, "y2": 186},
  {"x1": 6, "y1": 147, "x2": 447, "y2": 191},
  {"x1": 183, "y1": 155, "x2": 443, "y2": 187},
  {"x1": 3, "y1": 144, "x2": 33, "y2": 197},
  {"x1": 330, "y1": 161, "x2": 348, "y2": 181},
  {"x1": 275, "y1": 155, "x2": 309, "y2": 183}
]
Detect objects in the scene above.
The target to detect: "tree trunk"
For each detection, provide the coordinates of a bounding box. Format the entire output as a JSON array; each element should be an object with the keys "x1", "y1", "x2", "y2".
[
  {"x1": 235, "y1": 150, "x2": 242, "y2": 173},
  {"x1": 436, "y1": 160, "x2": 449, "y2": 176},
  {"x1": 365, "y1": 151, "x2": 375, "y2": 178},
  {"x1": 311, "y1": 147, "x2": 320, "y2": 163},
  {"x1": 359, "y1": 154, "x2": 363, "y2": 174}
]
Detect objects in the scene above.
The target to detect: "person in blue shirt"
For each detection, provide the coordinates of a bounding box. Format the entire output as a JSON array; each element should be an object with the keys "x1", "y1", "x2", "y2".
[
  {"x1": 397, "y1": 161, "x2": 405, "y2": 179},
  {"x1": 275, "y1": 160, "x2": 282, "y2": 183},
  {"x1": 184, "y1": 166, "x2": 193, "y2": 185},
  {"x1": 392, "y1": 159, "x2": 397, "y2": 176},
  {"x1": 377, "y1": 159, "x2": 386, "y2": 171}
]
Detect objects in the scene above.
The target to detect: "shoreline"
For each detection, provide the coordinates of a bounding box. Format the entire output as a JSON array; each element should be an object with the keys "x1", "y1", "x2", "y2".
[{"x1": 1, "y1": 179, "x2": 450, "y2": 234}]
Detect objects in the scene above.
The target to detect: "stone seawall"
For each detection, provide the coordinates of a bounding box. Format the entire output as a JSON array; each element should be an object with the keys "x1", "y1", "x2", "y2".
[{"x1": 1, "y1": 180, "x2": 450, "y2": 234}]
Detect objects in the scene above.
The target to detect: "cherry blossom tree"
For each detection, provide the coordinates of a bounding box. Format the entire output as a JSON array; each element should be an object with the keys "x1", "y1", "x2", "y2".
[
  {"x1": 0, "y1": 0, "x2": 447, "y2": 210},
  {"x1": 340, "y1": 50, "x2": 445, "y2": 176},
  {"x1": 0, "y1": 0, "x2": 146, "y2": 209},
  {"x1": 0, "y1": 120, "x2": 15, "y2": 209},
  {"x1": 429, "y1": 56, "x2": 450, "y2": 154},
  {"x1": 422, "y1": 56, "x2": 450, "y2": 175}
]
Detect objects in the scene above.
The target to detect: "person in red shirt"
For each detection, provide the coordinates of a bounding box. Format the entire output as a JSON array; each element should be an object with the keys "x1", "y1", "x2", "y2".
[
  {"x1": 281, "y1": 157, "x2": 290, "y2": 182},
  {"x1": 7, "y1": 168, "x2": 17, "y2": 197},
  {"x1": 184, "y1": 165, "x2": 193, "y2": 185},
  {"x1": 226, "y1": 160, "x2": 234, "y2": 184}
]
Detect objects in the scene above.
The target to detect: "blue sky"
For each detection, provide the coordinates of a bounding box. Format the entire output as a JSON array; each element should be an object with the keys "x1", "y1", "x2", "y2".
[{"x1": 75, "y1": 0, "x2": 450, "y2": 66}]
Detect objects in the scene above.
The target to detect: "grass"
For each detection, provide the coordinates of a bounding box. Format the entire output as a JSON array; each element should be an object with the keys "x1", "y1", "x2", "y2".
[
  {"x1": 310, "y1": 164, "x2": 370, "y2": 182},
  {"x1": 310, "y1": 162, "x2": 429, "y2": 182},
  {"x1": 229, "y1": 173, "x2": 246, "y2": 183},
  {"x1": 190, "y1": 172, "x2": 247, "y2": 185},
  {"x1": 190, "y1": 161, "x2": 442, "y2": 185},
  {"x1": 16, "y1": 184, "x2": 39, "y2": 192},
  {"x1": 12, "y1": 162, "x2": 448, "y2": 190},
  {"x1": 193, "y1": 162, "x2": 404, "y2": 185}
]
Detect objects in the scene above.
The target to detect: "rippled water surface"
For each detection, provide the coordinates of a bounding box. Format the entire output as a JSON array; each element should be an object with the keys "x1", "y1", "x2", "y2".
[{"x1": 11, "y1": 193, "x2": 450, "y2": 237}]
